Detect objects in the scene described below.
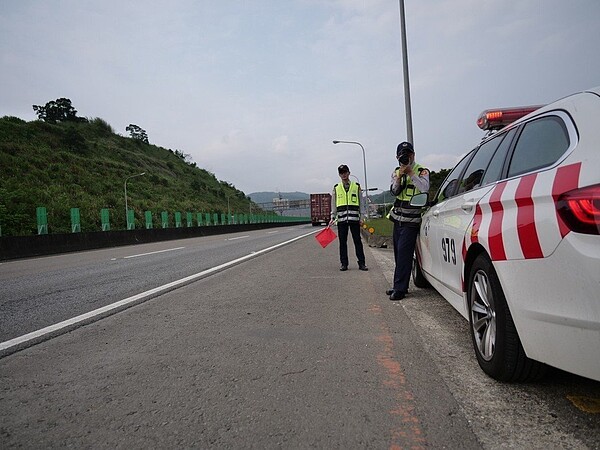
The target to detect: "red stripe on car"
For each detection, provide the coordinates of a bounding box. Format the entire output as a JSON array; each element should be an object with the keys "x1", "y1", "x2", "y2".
[
  {"x1": 515, "y1": 174, "x2": 543, "y2": 259},
  {"x1": 488, "y1": 182, "x2": 507, "y2": 261},
  {"x1": 552, "y1": 162, "x2": 582, "y2": 237},
  {"x1": 471, "y1": 204, "x2": 482, "y2": 245}
]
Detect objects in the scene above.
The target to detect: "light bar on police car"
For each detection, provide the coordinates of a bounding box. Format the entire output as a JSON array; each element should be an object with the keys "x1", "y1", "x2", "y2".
[{"x1": 476, "y1": 105, "x2": 544, "y2": 131}]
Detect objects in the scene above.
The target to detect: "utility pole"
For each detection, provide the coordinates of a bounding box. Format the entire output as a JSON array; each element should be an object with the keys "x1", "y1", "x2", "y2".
[{"x1": 399, "y1": 0, "x2": 414, "y2": 144}]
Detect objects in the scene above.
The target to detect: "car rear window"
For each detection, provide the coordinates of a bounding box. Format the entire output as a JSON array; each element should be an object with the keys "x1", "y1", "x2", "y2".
[{"x1": 507, "y1": 116, "x2": 570, "y2": 178}]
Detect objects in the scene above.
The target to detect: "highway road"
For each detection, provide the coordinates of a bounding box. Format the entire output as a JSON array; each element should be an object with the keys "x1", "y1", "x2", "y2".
[
  {"x1": 1, "y1": 224, "x2": 599, "y2": 448},
  {"x1": 0, "y1": 226, "x2": 315, "y2": 344}
]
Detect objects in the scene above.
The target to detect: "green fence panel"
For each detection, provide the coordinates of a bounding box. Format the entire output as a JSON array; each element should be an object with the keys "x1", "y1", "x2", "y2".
[
  {"x1": 145, "y1": 211, "x2": 153, "y2": 229},
  {"x1": 161, "y1": 211, "x2": 169, "y2": 228},
  {"x1": 205, "y1": 213, "x2": 211, "y2": 226},
  {"x1": 126, "y1": 209, "x2": 135, "y2": 230},
  {"x1": 175, "y1": 212, "x2": 182, "y2": 228},
  {"x1": 100, "y1": 208, "x2": 110, "y2": 231},
  {"x1": 36, "y1": 206, "x2": 48, "y2": 235},
  {"x1": 186, "y1": 212, "x2": 193, "y2": 227},
  {"x1": 196, "y1": 213, "x2": 203, "y2": 226},
  {"x1": 220, "y1": 213, "x2": 225, "y2": 225},
  {"x1": 213, "y1": 213, "x2": 218, "y2": 225},
  {"x1": 70, "y1": 208, "x2": 81, "y2": 233}
]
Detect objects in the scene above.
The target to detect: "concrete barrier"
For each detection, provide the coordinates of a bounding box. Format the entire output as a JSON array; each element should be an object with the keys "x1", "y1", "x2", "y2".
[{"x1": 0, "y1": 222, "x2": 309, "y2": 262}]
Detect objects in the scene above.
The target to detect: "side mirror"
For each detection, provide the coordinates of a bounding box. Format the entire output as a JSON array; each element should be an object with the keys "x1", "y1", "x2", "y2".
[{"x1": 409, "y1": 192, "x2": 429, "y2": 207}]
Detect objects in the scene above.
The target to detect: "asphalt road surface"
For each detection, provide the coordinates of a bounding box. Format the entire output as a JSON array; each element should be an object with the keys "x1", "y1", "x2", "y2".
[{"x1": 1, "y1": 225, "x2": 599, "y2": 448}]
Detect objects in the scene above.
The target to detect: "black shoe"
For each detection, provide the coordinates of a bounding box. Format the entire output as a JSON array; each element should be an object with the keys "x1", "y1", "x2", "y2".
[
  {"x1": 389, "y1": 291, "x2": 405, "y2": 301},
  {"x1": 340, "y1": 265, "x2": 348, "y2": 271},
  {"x1": 386, "y1": 289, "x2": 394, "y2": 295},
  {"x1": 358, "y1": 264, "x2": 368, "y2": 271}
]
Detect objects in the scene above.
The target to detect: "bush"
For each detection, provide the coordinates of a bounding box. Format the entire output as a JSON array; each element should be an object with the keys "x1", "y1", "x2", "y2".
[{"x1": 1, "y1": 116, "x2": 25, "y2": 124}]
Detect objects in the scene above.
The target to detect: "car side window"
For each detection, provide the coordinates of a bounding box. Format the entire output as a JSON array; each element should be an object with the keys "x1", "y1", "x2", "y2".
[
  {"x1": 435, "y1": 151, "x2": 474, "y2": 203},
  {"x1": 480, "y1": 127, "x2": 518, "y2": 186},
  {"x1": 507, "y1": 116, "x2": 570, "y2": 178},
  {"x1": 457, "y1": 135, "x2": 504, "y2": 194}
]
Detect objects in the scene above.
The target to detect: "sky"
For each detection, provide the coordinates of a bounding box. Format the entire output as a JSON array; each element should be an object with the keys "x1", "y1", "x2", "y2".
[{"x1": 1, "y1": 0, "x2": 599, "y2": 196}]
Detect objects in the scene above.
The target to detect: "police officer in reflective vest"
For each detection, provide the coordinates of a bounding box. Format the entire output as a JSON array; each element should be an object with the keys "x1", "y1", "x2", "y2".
[
  {"x1": 387, "y1": 142, "x2": 429, "y2": 300},
  {"x1": 331, "y1": 164, "x2": 368, "y2": 272}
]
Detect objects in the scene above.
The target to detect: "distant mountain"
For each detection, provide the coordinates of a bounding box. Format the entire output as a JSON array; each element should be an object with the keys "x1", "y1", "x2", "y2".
[{"x1": 248, "y1": 191, "x2": 309, "y2": 205}]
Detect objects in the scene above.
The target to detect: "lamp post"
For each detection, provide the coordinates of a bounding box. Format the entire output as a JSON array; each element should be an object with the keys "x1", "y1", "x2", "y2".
[
  {"x1": 124, "y1": 172, "x2": 145, "y2": 228},
  {"x1": 227, "y1": 196, "x2": 232, "y2": 224},
  {"x1": 332, "y1": 140, "x2": 369, "y2": 217},
  {"x1": 398, "y1": 0, "x2": 414, "y2": 144}
]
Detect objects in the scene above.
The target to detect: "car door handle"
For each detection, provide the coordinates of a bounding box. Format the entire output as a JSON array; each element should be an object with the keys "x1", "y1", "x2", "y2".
[
  {"x1": 461, "y1": 201, "x2": 475, "y2": 212},
  {"x1": 432, "y1": 209, "x2": 440, "y2": 217}
]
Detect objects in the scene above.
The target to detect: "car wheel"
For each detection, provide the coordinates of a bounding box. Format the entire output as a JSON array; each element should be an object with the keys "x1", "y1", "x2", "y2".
[
  {"x1": 412, "y1": 254, "x2": 430, "y2": 288},
  {"x1": 467, "y1": 253, "x2": 546, "y2": 382}
]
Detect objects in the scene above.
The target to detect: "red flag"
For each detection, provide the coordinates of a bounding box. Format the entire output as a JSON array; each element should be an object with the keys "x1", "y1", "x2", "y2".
[{"x1": 315, "y1": 226, "x2": 337, "y2": 248}]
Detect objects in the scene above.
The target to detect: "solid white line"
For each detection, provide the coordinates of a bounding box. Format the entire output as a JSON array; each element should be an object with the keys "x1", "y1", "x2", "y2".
[
  {"x1": 226, "y1": 235, "x2": 249, "y2": 241},
  {"x1": 123, "y1": 247, "x2": 186, "y2": 259},
  {"x1": 0, "y1": 229, "x2": 318, "y2": 354},
  {"x1": 267, "y1": 231, "x2": 279, "y2": 234}
]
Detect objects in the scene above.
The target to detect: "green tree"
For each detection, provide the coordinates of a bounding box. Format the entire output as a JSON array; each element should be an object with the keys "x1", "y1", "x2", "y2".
[
  {"x1": 32, "y1": 98, "x2": 87, "y2": 124},
  {"x1": 126, "y1": 124, "x2": 149, "y2": 143},
  {"x1": 428, "y1": 168, "x2": 450, "y2": 197}
]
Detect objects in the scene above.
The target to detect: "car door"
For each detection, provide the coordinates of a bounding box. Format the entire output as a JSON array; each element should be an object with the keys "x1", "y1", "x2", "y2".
[
  {"x1": 435, "y1": 129, "x2": 516, "y2": 307},
  {"x1": 424, "y1": 152, "x2": 473, "y2": 288}
]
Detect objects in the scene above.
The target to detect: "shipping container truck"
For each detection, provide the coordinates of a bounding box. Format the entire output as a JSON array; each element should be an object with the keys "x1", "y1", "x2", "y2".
[{"x1": 310, "y1": 193, "x2": 332, "y2": 226}]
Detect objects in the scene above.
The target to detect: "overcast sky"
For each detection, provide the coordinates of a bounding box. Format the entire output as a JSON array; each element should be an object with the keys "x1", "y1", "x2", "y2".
[{"x1": 2, "y1": 0, "x2": 599, "y2": 195}]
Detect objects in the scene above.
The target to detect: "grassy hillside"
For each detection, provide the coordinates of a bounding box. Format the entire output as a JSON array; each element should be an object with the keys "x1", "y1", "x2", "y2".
[{"x1": 0, "y1": 116, "x2": 264, "y2": 236}]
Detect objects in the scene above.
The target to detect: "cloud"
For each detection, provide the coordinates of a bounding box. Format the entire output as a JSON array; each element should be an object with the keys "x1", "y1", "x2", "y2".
[{"x1": 1, "y1": 0, "x2": 599, "y2": 196}]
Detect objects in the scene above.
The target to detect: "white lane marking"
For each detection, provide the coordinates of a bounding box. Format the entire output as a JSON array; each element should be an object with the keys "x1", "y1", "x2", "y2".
[
  {"x1": 123, "y1": 247, "x2": 185, "y2": 259},
  {"x1": 267, "y1": 231, "x2": 279, "y2": 234},
  {"x1": 226, "y1": 235, "x2": 249, "y2": 241},
  {"x1": 0, "y1": 229, "x2": 318, "y2": 355}
]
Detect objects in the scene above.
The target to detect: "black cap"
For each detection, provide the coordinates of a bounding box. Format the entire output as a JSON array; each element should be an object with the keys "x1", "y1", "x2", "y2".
[
  {"x1": 396, "y1": 141, "x2": 414, "y2": 156},
  {"x1": 338, "y1": 164, "x2": 350, "y2": 174}
]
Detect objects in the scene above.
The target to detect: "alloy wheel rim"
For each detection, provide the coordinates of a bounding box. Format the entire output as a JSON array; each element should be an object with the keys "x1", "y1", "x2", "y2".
[{"x1": 470, "y1": 270, "x2": 496, "y2": 361}]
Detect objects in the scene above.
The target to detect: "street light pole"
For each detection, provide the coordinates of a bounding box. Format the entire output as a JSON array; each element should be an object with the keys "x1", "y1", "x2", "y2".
[
  {"x1": 124, "y1": 172, "x2": 145, "y2": 228},
  {"x1": 332, "y1": 140, "x2": 370, "y2": 217},
  {"x1": 398, "y1": 0, "x2": 414, "y2": 144},
  {"x1": 227, "y1": 196, "x2": 231, "y2": 223}
]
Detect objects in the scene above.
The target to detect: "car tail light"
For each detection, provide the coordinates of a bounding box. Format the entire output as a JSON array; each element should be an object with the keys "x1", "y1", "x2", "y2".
[
  {"x1": 557, "y1": 184, "x2": 600, "y2": 235},
  {"x1": 476, "y1": 105, "x2": 545, "y2": 131}
]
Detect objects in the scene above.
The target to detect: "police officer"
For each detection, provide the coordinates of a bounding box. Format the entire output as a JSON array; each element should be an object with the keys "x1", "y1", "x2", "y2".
[
  {"x1": 387, "y1": 142, "x2": 429, "y2": 300},
  {"x1": 331, "y1": 164, "x2": 368, "y2": 272}
]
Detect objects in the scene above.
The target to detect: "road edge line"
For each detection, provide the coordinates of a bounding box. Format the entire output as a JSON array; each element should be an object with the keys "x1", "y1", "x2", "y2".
[{"x1": 0, "y1": 229, "x2": 318, "y2": 358}]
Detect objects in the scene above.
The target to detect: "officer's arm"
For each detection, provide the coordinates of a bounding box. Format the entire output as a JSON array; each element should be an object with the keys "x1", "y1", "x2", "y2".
[
  {"x1": 330, "y1": 187, "x2": 337, "y2": 220},
  {"x1": 413, "y1": 168, "x2": 430, "y2": 193},
  {"x1": 390, "y1": 168, "x2": 405, "y2": 196}
]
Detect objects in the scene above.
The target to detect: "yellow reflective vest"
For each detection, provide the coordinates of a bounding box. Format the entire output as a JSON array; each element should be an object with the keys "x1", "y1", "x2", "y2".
[
  {"x1": 388, "y1": 163, "x2": 426, "y2": 225},
  {"x1": 335, "y1": 181, "x2": 360, "y2": 222}
]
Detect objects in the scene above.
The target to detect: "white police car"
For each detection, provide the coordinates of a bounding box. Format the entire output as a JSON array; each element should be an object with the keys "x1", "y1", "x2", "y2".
[{"x1": 412, "y1": 87, "x2": 600, "y2": 382}]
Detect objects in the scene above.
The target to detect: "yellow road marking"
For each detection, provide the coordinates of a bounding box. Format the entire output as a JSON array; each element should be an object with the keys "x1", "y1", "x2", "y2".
[{"x1": 567, "y1": 395, "x2": 600, "y2": 414}]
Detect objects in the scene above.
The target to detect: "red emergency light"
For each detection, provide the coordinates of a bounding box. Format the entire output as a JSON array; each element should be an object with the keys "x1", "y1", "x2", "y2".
[{"x1": 477, "y1": 105, "x2": 545, "y2": 131}]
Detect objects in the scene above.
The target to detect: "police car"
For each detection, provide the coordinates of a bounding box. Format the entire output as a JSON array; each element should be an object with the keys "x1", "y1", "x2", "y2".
[{"x1": 412, "y1": 87, "x2": 600, "y2": 382}]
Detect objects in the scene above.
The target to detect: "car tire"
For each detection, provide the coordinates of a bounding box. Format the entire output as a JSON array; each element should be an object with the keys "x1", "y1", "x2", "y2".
[
  {"x1": 467, "y1": 253, "x2": 547, "y2": 382},
  {"x1": 412, "y1": 254, "x2": 430, "y2": 288}
]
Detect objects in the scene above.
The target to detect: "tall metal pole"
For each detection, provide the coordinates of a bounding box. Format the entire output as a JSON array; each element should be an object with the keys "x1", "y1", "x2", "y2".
[
  {"x1": 124, "y1": 172, "x2": 145, "y2": 228},
  {"x1": 399, "y1": 0, "x2": 414, "y2": 144},
  {"x1": 332, "y1": 140, "x2": 369, "y2": 218}
]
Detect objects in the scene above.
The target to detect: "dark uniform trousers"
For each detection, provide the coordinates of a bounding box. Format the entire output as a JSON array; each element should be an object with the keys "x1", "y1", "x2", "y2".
[
  {"x1": 337, "y1": 221, "x2": 366, "y2": 267},
  {"x1": 392, "y1": 222, "x2": 419, "y2": 294}
]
